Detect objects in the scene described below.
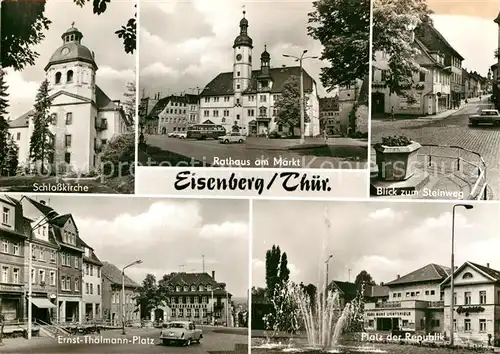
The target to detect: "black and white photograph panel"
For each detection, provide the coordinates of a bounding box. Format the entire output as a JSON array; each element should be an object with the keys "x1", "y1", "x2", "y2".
[
  {"x1": 0, "y1": 0, "x2": 137, "y2": 194},
  {"x1": 0, "y1": 195, "x2": 249, "y2": 353},
  {"x1": 251, "y1": 199, "x2": 500, "y2": 353},
  {"x1": 370, "y1": 0, "x2": 500, "y2": 201},
  {"x1": 138, "y1": 0, "x2": 369, "y2": 170}
]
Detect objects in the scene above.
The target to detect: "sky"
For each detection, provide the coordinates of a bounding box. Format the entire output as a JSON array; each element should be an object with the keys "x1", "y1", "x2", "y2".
[
  {"x1": 3, "y1": 0, "x2": 136, "y2": 120},
  {"x1": 139, "y1": 0, "x2": 336, "y2": 99},
  {"x1": 252, "y1": 200, "x2": 500, "y2": 288},
  {"x1": 428, "y1": 1, "x2": 499, "y2": 77},
  {"x1": 18, "y1": 195, "x2": 250, "y2": 298}
]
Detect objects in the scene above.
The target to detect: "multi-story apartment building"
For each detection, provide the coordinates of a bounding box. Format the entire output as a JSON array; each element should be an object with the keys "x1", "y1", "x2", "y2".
[
  {"x1": 7, "y1": 25, "x2": 132, "y2": 174},
  {"x1": 364, "y1": 263, "x2": 450, "y2": 333},
  {"x1": 198, "y1": 11, "x2": 320, "y2": 137},
  {"x1": 160, "y1": 271, "x2": 233, "y2": 326},
  {"x1": 101, "y1": 261, "x2": 140, "y2": 326},
  {"x1": 149, "y1": 94, "x2": 200, "y2": 134},
  {"x1": 372, "y1": 38, "x2": 451, "y2": 116},
  {"x1": 21, "y1": 197, "x2": 84, "y2": 323},
  {"x1": 0, "y1": 196, "x2": 27, "y2": 322},
  {"x1": 442, "y1": 262, "x2": 500, "y2": 346},
  {"x1": 415, "y1": 21, "x2": 464, "y2": 104},
  {"x1": 81, "y1": 242, "x2": 102, "y2": 321}
]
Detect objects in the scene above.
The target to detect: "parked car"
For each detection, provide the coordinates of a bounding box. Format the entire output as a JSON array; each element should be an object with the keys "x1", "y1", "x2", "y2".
[
  {"x1": 469, "y1": 109, "x2": 500, "y2": 126},
  {"x1": 177, "y1": 132, "x2": 187, "y2": 139},
  {"x1": 218, "y1": 132, "x2": 246, "y2": 144},
  {"x1": 168, "y1": 132, "x2": 177, "y2": 137},
  {"x1": 159, "y1": 321, "x2": 202, "y2": 346}
]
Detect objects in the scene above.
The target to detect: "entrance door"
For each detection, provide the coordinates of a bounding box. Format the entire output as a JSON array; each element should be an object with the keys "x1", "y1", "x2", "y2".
[{"x1": 371, "y1": 92, "x2": 385, "y2": 114}]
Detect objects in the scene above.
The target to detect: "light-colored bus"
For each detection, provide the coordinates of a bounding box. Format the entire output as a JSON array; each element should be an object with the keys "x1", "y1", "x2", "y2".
[{"x1": 186, "y1": 124, "x2": 226, "y2": 140}]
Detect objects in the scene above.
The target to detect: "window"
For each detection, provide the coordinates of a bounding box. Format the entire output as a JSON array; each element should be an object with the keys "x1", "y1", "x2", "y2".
[
  {"x1": 259, "y1": 107, "x2": 267, "y2": 116},
  {"x1": 425, "y1": 290, "x2": 429, "y2": 295},
  {"x1": 39, "y1": 270, "x2": 45, "y2": 284},
  {"x1": 86, "y1": 283, "x2": 89, "y2": 294},
  {"x1": 248, "y1": 109, "x2": 254, "y2": 117},
  {"x1": 236, "y1": 98, "x2": 240, "y2": 105},
  {"x1": 55, "y1": 72, "x2": 62, "y2": 84},
  {"x1": 67, "y1": 70, "x2": 74, "y2": 83},
  {"x1": 2, "y1": 241, "x2": 8, "y2": 253},
  {"x1": 13, "y1": 243, "x2": 19, "y2": 255},
  {"x1": 12, "y1": 268, "x2": 19, "y2": 283},
  {"x1": 237, "y1": 71, "x2": 240, "y2": 77},
  {"x1": 430, "y1": 290, "x2": 435, "y2": 295},
  {"x1": 462, "y1": 272, "x2": 473, "y2": 279},
  {"x1": 31, "y1": 269, "x2": 35, "y2": 284},
  {"x1": 74, "y1": 255, "x2": 78, "y2": 268},
  {"x1": 66, "y1": 113, "x2": 73, "y2": 125},
  {"x1": 90, "y1": 265, "x2": 93, "y2": 276},
  {"x1": 453, "y1": 292, "x2": 457, "y2": 305},
  {"x1": 97, "y1": 284, "x2": 100, "y2": 295},
  {"x1": 90, "y1": 284, "x2": 93, "y2": 294},
  {"x1": 65, "y1": 153, "x2": 71, "y2": 164},
  {"x1": 453, "y1": 319, "x2": 457, "y2": 331},
  {"x1": 464, "y1": 319, "x2": 471, "y2": 331},
  {"x1": 74, "y1": 278, "x2": 79, "y2": 292},
  {"x1": 50, "y1": 251, "x2": 56, "y2": 262},
  {"x1": 2, "y1": 207, "x2": 10, "y2": 225},
  {"x1": 236, "y1": 84, "x2": 240, "y2": 90},
  {"x1": 464, "y1": 292, "x2": 471, "y2": 305},
  {"x1": 16, "y1": 132, "x2": 20, "y2": 141},
  {"x1": 39, "y1": 248, "x2": 44, "y2": 260},
  {"x1": 86, "y1": 263, "x2": 89, "y2": 275},
  {"x1": 50, "y1": 271, "x2": 55, "y2": 286},
  {"x1": 178, "y1": 309, "x2": 184, "y2": 318},
  {"x1": 213, "y1": 110, "x2": 219, "y2": 117},
  {"x1": 479, "y1": 319, "x2": 486, "y2": 332},
  {"x1": 1, "y1": 266, "x2": 8, "y2": 282},
  {"x1": 65, "y1": 135, "x2": 72, "y2": 147},
  {"x1": 479, "y1": 291, "x2": 486, "y2": 304},
  {"x1": 260, "y1": 95, "x2": 267, "y2": 102},
  {"x1": 202, "y1": 308, "x2": 207, "y2": 318}
]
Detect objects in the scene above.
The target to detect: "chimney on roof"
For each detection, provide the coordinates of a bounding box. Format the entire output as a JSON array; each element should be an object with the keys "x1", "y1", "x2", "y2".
[
  {"x1": 487, "y1": 263, "x2": 490, "y2": 268},
  {"x1": 39, "y1": 200, "x2": 46, "y2": 205},
  {"x1": 212, "y1": 270, "x2": 215, "y2": 280}
]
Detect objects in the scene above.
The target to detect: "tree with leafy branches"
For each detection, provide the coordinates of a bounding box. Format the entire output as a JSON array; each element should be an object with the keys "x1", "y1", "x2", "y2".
[
  {"x1": 1, "y1": 0, "x2": 136, "y2": 71},
  {"x1": 136, "y1": 274, "x2": 166, "y2": 321},
  {"x1": 372, "y1": 0, "x2": 433, "y2": 99},
  {"x1": 29, "y1": 79, "x2": 53, "y2": 174},
  {"x1": 307, "y1": 0, "x2": 370, "y2": 92},
  {"x1": 274, "y1": 76, "x2": 310, "y2": 136},
  {"x1": 0, "y1": 69, "x2": 10, "y2": 174},
  {"x1": 123, "y1": 80, "x2": 136, "y2": 128}
]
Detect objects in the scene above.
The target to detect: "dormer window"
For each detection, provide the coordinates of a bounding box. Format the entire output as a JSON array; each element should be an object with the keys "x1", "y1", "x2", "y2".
[
  {"x1": 199, "y1": 285, "x2": 204, "y2": 291},
  {"x1": 176, "y1": 286, "x2": 181, "y2": 292},
  {"x1": 207, "y1": 285, "x2": 212, "y2": 291},
  {"x1": 183, "y1": 285, "x2": 189, "y2": 291},
  {"x1": 462, "y1": 272, "x2": 473, "y2": 279},
  {"x1": 67, "y1": 70, "x2": 74, "y2": 83},
  {"x1": 191, "y1": 285, "x2": 196, "y2": 291}
]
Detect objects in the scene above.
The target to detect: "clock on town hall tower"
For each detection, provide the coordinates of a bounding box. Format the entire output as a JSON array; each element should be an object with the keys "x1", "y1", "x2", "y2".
[{"x1": 233, "y1": 10, "x2": 253, "y2": 93}]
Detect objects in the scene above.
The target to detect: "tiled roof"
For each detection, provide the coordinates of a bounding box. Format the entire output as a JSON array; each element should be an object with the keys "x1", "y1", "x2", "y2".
[
  {"x1": 163, "y1": 272, "x2": 219, "y2": 287},
  {"x1": 84, "y1": 252, "x2": 103, "y2": 266},
  {"x1": 470, "y1": 262, "x2": 500, "y2": 281},
  {"x1": 146, "y1": 94, "x2": 199, "y2": 119},
  {"x1": 102, "y1": 261, "x2": 140, "y2": 288},
  {"x1": 416, "y1": 22, "x2": 464, "y2": 61},
  {"x1": 386, "y1": 263, "x2": 450, "y2": 286},
  {"x1": 329, "y1": 280, "x2": 359, "y2": 297},
  {"x1": 25, "y1": 197, "x2": 58, "y2": 217},
  {"x1": 200, "y1": 66, "x2": 315, "y2": 96},
  {"x1": 96, "y1": 85, "x2": 121, "y2": 111},
  {"x1": 366, "y1": 284, "x2": 390, "y2": 298},
  {"x1": 51, "y1": 214, "x2": 72, "y2": 228},
  {"x1": 7, "y1": 110, "x2": 32, "y2": 128}
]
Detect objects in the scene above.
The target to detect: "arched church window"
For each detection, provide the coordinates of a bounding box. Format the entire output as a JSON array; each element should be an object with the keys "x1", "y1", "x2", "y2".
[
  {"x1": 67, "y1": 70, "x2": 74, "y2": 83},
  {"x1": 55, "y1": 72, "x2": 62, "y2": 84}
]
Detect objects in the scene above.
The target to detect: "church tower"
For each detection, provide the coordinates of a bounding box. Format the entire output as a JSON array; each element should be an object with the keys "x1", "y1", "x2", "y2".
[
  {"x1": 44, "y1": 24, "x2": 98, "y2": 102},
  {"x1": 233, "y1": 11, "x2": 253, "y2": 94}
]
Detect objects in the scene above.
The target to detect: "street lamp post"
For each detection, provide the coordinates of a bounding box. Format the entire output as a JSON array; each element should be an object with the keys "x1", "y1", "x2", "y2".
[
  {"x1": 283, "y1": 50, "x2": 318, "y2": 144},
  {"x1": 325, "y1": 255, "x2": 333, "y2": 300},
  {"x1": 27, "y1": 209, "x2": 58, "y2": 340},
  {"x1": 122, "y1": 260, "x2": 142, "y2": 335},
  {"x1": 449, "y1": 204, "x2": 473, "y2": 346}
]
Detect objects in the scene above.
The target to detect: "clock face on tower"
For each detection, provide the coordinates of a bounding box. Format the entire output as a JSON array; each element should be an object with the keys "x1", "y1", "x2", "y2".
[
  {"x1": 236, "y1": 54, "x2": 242, "y2": 61},
  {"x1": 61, "y1": 47, "x2": 70, "y2": 56}
]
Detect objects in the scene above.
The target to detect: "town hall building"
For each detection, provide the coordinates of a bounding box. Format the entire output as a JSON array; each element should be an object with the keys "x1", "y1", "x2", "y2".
[
  {"x1": 199, "y1": 11, "x2": 320, "y2": 137},
  {"x1": 8, "y1": 24, "x2": 132, "y2": 174}
]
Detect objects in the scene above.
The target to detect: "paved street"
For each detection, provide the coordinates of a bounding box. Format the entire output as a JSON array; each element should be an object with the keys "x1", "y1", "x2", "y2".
[
  {"x1": 140, "y1": 135, "x2": 368, "y2": 170},
  {"x1": 0, "y1": 327, "x2": 247, "y2": 354},
  {"x1": 371, "y1": 99, "x2": 500, "y2": 199}
]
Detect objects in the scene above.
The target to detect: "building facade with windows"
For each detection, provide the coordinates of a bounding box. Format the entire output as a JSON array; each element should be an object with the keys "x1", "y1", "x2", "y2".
[
  {"x1": 7, "y1": 25, "x2": 131, "y2": 174},
  {"x1": 372, "y1": 38, "x2": 451, "y2": 116},
  {"x1": 441, "y1": 262, "x2": 500, "y2": 346},
  {"x1": 147, "y1": 94, "x2": 200, "y2": 135},
  {"x1": 198, "y1": 12, "x2": 320, "y2": 137},
  {"x1": 364, "y1": 264, "x2": 450, "y2": 333},
  {"x1": 319, "y1": 96, "x2": 341, "y2": 135},
  {"x1": 0, "y1": 196, "x2": 28, "y2": 323},
  {"x1": 81, "y1": 243, "x2": 103, "y2": 322},
  {"x1": 101, "y1": 261, "x2": 140, "y2": 326},
  {"x1": 160, "y1": 271, "x2": 233, "y2": 326}
]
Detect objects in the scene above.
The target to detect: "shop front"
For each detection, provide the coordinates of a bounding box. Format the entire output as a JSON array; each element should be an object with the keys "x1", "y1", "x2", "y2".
[
  {"x1": 0, "y1": 284, "x2": 24, "y2": 322},
  {"x1": 365, "y1": 308, "x2": 425, "y2": 332}
]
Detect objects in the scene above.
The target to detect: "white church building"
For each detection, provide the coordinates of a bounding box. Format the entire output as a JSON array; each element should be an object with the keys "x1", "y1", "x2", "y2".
[
  {"x1": 199, "y1": 11, "x2": 320, "y2": 137},
  {"x1": 8, "y1": 25, "x2": 131, "y2": 174}
]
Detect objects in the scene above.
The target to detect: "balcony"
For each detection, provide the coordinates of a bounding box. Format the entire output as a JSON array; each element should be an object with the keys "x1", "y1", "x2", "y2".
[{"x1": 95, "y1": 119, "x2": 108, "y2": 131}]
